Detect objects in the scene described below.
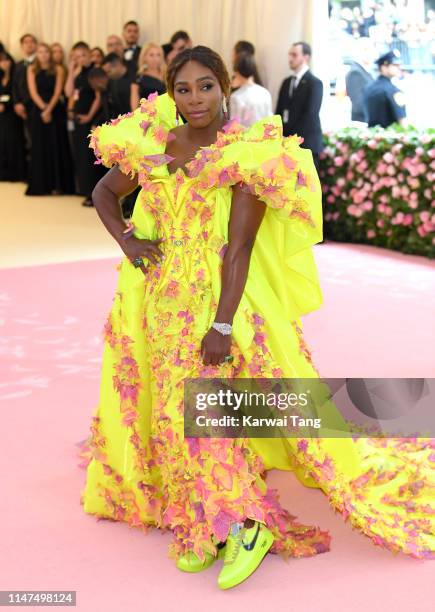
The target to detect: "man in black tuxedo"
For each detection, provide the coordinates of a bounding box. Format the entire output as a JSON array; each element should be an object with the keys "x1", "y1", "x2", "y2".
[
  {"x1": 122, "y1": 20, "x2": 141, "y2": 80},
  {"x1": 12, "y1": 33, "x2": 37, "y2": 162},
  {"x1": 275, "y1": 41, "x2": 323, "y2": 171},
  {"x1": 12, "y1": 33, "x2": 37, "y2": 122}
]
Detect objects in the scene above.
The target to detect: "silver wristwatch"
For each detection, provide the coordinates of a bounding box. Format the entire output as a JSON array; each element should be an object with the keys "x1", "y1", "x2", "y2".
[{"x1": 212, "y1": 322, "x2": 232, "y2": 336}]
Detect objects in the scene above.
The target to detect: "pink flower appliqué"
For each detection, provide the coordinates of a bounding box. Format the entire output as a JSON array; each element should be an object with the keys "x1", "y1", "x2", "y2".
[
  {"x1": 140, "y1": 120, "x2": 151, "y2": 134},
  {"x1": 164, "y1": 280, "x2": 179, "y2": 298}
]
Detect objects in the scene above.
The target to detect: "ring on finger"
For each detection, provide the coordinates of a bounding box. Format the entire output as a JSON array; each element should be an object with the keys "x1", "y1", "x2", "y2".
[{"x1": 132, "y1": 257, "x2": 144, "y2": 268}]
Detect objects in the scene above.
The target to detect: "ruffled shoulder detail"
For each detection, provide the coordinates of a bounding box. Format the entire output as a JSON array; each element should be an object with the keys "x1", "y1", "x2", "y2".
[
  {"x1": 88, "y1": 92, "x2": 179, "y2": 179},
  {"x1": 186, "y1": 115, "x2": 321, "y2": 232},
  {"x1": 185, "y1": 115, "x2": 324, "y2": 319}
]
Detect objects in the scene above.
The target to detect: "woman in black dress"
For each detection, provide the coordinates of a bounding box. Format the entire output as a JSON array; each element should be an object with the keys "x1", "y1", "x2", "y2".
[
  {"x1": 0, "y1": 49, "x2": 27, "y2": 181},
  {"x1": 25, "y1": 43, "x2": 75, "y2": 195},
  {"x1": 130, "y1": 42, "x2": 166, "y2": 109}
]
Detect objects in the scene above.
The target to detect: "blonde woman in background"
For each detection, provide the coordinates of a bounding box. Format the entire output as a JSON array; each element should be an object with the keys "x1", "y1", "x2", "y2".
[
  {"x1": 130, "y1": 42, "x2": 166, "y2": 110},
  {"x1": 51, "y1": 43, "x2": 67, "y2": 85}
]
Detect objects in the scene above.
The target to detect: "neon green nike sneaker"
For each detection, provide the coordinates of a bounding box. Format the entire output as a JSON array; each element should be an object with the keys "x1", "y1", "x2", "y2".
[
  {"x1": 176, "y1": 542, "x2": 226, "y2": 573},
  {"x1": 217, "y1": 521, "x2": 274, "y2": 589}
]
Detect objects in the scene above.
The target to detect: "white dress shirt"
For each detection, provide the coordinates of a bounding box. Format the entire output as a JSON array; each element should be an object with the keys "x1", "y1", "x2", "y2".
[
  {"x1": 292, "y1": 64, "x2": 309, "y2": 89},
  {"x1": 229, "y1": 82, "x2": 273, "y2": 127}
]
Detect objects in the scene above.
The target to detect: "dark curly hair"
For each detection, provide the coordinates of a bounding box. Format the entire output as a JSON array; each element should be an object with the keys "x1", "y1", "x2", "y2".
[{"x1": 165, "y1": 45, "x2": 231, "y2": 101}]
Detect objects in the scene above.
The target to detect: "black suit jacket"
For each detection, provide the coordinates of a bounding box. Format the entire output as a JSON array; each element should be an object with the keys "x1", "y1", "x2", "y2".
[
  {"x1": 124, "y1": 45, "x2": 141, "y2": 80},
  {"x1": 12, "y1": 59, "x2": 32, "y2": 109},
  {"x1": 275, "y1": 70, "x2": 324, "y2": 153},
  {"x1": 345, "y1": 62, "x2": 373, "y2": 122}
]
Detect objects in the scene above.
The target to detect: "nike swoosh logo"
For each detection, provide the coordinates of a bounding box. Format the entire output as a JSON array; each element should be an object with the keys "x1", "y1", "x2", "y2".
[{"x1": 242, "y1": 522, "x2": 260, "y2": 551}]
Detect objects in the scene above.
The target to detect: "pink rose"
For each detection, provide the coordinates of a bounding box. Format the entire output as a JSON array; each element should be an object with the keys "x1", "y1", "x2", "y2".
[
  {"x1": 387, "y1": 165, "x2": 396, "y2": 176},
  {"x1": 392, "y1": 186, "x2": 401, "y2": 199},
  {"x1": 377, "y1": 219, "x2": 385, "y2": 228},
  {"x1": 401, "y1": 186, "x2": 410, "y2": 197},
  {"x1": 334, "y1": 156, "x2": 344, "y2": 167},
  {"x1": 392, "y1": 211, "x2": 404, "y2": 225},
  {"x1": 417, "y1": 225, "x2": 427, "y2": 237},
  {"x1": 363, "y1": 201, "x2": 373, "y2": 211},
  {"x1": 409, "y1": 200, "x2": 418, "y2": 209},
  {"x1": 420, "y1": 211, "x2": 430, "y2": 222},
  {"x1": 424, "y1": 188, "x2": 432, "y2": 199},
  {"x1": 383, "y1": 152, "x2": 394, "y2": 163},
  {"x1": 403, "y1": 214, "x2": 413, "y2": 225},
  {"x1": 367, "y1": 229, "x2": 376, "y2": 239},
  {"x1": 326, "y1": 195, "x2": 335, "y2": 203}
]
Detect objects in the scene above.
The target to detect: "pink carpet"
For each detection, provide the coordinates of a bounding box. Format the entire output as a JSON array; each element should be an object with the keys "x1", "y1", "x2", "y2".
[{"x1": 1, "y1": 242, "x2": 434, "y2": 611}]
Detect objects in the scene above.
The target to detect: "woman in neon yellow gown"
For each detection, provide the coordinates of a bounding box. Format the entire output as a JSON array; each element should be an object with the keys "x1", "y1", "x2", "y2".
[{"x1": 78, "y1": 46, "x2": 435, "y2": 579}]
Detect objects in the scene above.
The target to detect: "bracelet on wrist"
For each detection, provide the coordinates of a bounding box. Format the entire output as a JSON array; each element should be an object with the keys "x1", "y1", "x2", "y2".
[{"x1": 212, "y1": 321, "x2": 232, "y2": 336}]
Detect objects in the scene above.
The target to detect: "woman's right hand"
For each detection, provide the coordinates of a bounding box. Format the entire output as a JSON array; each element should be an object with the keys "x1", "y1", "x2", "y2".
[
  {"x1": 121, "y1": 236, "x2": 165, "y2": 275},
  {"x1": 41, "y1": 109, "x2": 52, "y2": 123}
]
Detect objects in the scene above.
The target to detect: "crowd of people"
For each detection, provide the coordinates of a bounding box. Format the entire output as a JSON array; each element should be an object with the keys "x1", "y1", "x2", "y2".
[
  {"x1": 0, "y1": 23, "x2": 286, "y2": 210},
  {"x1": 0, "y1": 15, "x2": 414, "y2": 214},
  {"x1": 330, "y1": 0, "x2": 435, "y2": 68}
]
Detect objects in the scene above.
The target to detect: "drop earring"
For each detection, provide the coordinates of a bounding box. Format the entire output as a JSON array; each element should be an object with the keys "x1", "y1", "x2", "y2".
[
  {"x1": 222, "y1": 97, "x2": 228, "y2": 119},
  {"x1": 175, "y1": 105, "x2": 180, "y2": 125}
]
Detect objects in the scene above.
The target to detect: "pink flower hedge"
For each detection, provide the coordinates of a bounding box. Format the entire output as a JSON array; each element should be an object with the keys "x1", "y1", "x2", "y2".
[{"x1": 319, "y1": 126, "x2": 435, "y2": 258}]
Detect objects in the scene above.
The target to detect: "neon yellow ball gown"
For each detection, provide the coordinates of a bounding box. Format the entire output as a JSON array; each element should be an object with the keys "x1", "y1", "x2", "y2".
[{"x1": 77, "y1": 92, "x2": 435, "y2": 564}]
